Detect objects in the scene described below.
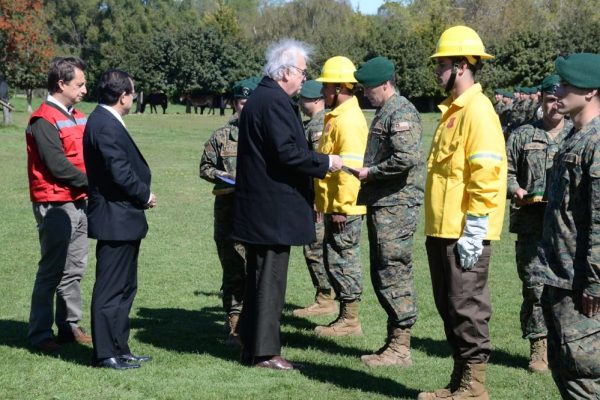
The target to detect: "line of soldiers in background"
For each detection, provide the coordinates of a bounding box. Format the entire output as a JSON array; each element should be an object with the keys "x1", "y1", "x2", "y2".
[{"x1": 494, "y1": 86, "x2": 543, "y2": 138}]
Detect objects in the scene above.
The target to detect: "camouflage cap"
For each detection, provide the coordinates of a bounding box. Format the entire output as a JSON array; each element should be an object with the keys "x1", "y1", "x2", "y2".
[
  {"x1": 555, "y1": 53, "x2": 600, "y2": 89},
  {"x1": 233, "y1": 76, "x2": 260, "y2": 99},
  {"x1": 540, "y1": 74, "x2": 560, "y2": 94},
  {"x1": 354, "y1": 56, "x2": 395, "y2": 88},
  {"x1": 299, "y1": 80, "x2": 323, "y2": 99}
]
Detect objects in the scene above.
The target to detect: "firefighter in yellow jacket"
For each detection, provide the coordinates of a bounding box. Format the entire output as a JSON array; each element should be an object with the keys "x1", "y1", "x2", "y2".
[
  {"x1": 419, "y1": 26, "x2": 507, "y2": 400},
  {"x1": 312, "y1": 56, "x2": 368, "y2": 337}
]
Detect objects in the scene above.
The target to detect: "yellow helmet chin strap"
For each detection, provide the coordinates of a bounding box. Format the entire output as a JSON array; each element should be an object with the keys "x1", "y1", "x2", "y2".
[{"x1": 445, "y1": 62, "x2": 461, "y2": 94}]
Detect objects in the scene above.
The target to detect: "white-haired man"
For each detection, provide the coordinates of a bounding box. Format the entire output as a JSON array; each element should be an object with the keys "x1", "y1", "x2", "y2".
[{"x1": 232, "y1": 39, "x2": 343, "y2": 370}]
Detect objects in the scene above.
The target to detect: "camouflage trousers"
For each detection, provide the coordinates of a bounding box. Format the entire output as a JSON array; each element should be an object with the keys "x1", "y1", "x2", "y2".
[
  {"x1": 324, "y1": 214, "x2": 363, "y2": 302},
  {"x1": 214, "y1": 194, "x2": 246, "y2": 315},
  {"x1": 516, "y1": 235, "x2": 548, "y2": 340},
  {"x1": 302, "y1": 217, "x2": 333, "y2": 291},
  {"x1": 542, "y1": 286, "x2": 600, "y2": 399},
  {"x1": 367, "y1": 204, "x2": 418, "y2": 328}
]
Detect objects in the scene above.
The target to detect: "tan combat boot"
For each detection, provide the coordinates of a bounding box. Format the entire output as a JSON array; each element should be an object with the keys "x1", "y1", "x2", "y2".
[
  {"x1": 225, "y1": 314, "x2": 242, "y2": 347},
  {"x1": 445, "y1": 363, "x2": 489, "y2": 400},
  {"x1": 361, "y1": 327, "x2": 412, "y2": 367},
  {"x1": 528, "y1": 337, "x2": 549, "y2": 373},
  {"x1": 417, "y1": 359, "x2": 465, "y2": 400},
  {"x1": 314, "y1": 300, "x2": 362, "y2": 336},
  {"x1": 293, "y1": 289, "x2": 338, "y2": 317}
]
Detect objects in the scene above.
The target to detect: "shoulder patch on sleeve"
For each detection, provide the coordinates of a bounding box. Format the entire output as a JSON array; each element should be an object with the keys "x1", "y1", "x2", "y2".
[{"x1": 393, "y1": 121, "x2": 411, "y2": 131}]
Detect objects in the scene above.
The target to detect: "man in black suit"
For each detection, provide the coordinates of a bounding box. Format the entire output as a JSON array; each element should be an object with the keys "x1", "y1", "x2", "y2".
[
  {"x1": 233, "y1": 39, "x2": 343, "y2": 370},
  {"x1": 83, "y1": 69, "x2": 156, "y2": 370}
]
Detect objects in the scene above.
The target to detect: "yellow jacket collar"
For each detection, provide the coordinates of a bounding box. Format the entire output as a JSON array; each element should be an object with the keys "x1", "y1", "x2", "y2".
[
  {"x1": 327, "y1": 96, "x2": 360, "y2": 117},
  {"x1": 437, "y1": 83, "x2": 483, "y2": 114}
]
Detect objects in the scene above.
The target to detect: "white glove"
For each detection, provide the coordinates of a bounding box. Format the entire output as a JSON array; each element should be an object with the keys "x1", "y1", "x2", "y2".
[{"x1": 457, "y1": 215, "x2": 488, "y2": 270}]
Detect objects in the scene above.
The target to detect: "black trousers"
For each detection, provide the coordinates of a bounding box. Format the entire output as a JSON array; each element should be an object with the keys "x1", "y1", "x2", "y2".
[
  {"x1": 425, "y1": 236, "x2": 492, "y2": 363},
  {"x1": 91, "y1": 239, "x2": 140, "y2": 360},
  {"x1": 239, "y1": 244, "x2": 290, "y2": 359}
]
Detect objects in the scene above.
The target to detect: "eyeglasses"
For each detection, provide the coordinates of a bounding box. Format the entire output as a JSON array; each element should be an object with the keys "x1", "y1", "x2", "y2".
[{"x1": 288, "y1": 65, "x2": 308, "y2": 78}]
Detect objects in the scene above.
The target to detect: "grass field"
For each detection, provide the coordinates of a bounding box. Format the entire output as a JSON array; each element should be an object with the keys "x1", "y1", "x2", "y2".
[{"x1": 0, "y1": 96, "x2": 559, "y2": 399}]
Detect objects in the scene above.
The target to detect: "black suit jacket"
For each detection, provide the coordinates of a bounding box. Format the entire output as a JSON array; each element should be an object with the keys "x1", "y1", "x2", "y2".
[
  {"x1": 83, "y1": 106, "x2": 151, "y2": 241},
  {"x1": 232, "y1": 77, "x2": 329, "y2": 246}
]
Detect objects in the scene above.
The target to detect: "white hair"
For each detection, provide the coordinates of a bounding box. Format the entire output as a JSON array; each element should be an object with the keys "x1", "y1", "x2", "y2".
[{"x1": 263, "y1": 39, "x2": 312, "y2": 81}]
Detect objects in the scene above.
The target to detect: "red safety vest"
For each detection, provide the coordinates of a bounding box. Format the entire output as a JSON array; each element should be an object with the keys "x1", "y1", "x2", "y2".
[{"x1": 26, "y1": 102, "x2": 87, "y2": 202}]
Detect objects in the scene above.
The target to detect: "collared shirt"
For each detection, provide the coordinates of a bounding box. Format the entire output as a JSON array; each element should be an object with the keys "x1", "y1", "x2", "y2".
[
  {"x1": 47, "y1": 94, "x2": 74, "y2": 116},
  {"x1": 542, "y1": 115, "x2": 600, "y2": 295},
  {"x1": 506, "y1": 119, "x2": 571, "y2": 235},
  {"x1": 358, "y1": 91, "x2": 424, "y2": 207},
  {"x1": 200, "y1": 117, "x2": 240, "y2": 196},
  {"x1": 100, "y1": 104, "x2": 126, "y2": 128},
  {"x1": 425, "y1": 83, "x2": 507, "y2": 240},
  {"x1": 314, "y1": 96, "x2": 368, "y2": 215}
]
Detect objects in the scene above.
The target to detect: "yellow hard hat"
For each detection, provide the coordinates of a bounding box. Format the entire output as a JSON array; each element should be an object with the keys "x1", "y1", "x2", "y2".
[
  {"x1": 431, "y1": 25, "x2": 493, "y2": 60},
  {"x1": 316, "y1": 56, "x2": 357, "y2": 83}
]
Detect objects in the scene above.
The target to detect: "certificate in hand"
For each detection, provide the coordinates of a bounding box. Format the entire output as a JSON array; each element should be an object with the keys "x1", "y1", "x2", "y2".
[{"x1": 217, "y1": 175, "x2": 235, "y2": 185}]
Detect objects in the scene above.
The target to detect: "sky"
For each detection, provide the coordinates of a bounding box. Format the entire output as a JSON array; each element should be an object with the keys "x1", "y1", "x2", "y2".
[{"x1": 349, "y1": 0, "x2": 386, "y2": 15}]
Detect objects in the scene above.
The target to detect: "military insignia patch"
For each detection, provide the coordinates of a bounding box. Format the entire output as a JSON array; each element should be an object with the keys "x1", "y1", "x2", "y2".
[
  {"x1": 324, "y1": 123, "x2": 332, "y2": 135},
  {"x1": 446, "y1": 117, "x2": 455, "y2": 128},
  {"x1": 393, "y1": 121, "x2": 410, "y2": 131}
]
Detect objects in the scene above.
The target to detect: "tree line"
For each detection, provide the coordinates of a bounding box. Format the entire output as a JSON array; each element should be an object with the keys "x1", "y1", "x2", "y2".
[{"x1": 1, "y1": 0, "x2": 600, "y2": 111}]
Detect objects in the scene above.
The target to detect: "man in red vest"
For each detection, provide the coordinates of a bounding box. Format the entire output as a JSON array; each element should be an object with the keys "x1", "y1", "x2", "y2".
[{"x1": 26, "y1": 56, "x2": 91, "y2": 352}]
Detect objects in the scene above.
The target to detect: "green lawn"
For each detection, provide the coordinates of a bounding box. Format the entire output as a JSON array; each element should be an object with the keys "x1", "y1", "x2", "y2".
[{"x1": 0, "y1": 96, "x2": 559, "y2": 399}]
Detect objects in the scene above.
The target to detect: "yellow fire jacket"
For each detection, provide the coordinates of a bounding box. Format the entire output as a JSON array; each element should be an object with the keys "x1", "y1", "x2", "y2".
[
  {"x1": 315, "y1": 96, "x2": 368, "y2": 215},
  {"x1": 425, "y1": 83, "x2": 507, "y2": 240}
]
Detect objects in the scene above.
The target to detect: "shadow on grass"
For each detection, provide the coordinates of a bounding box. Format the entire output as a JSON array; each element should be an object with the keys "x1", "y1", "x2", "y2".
[
  {"x1": 283, "y1": 302, "x2": 529, "y2": 370},
  {"x1": 0, "y1": 319, "x2": 93, "y2": 366},
  {"x1": 298, "y1": 360, "x2": 420, "y2": 399},
  {"x1": 132, "y1": 306, "x2": 238, "y2": 362}
]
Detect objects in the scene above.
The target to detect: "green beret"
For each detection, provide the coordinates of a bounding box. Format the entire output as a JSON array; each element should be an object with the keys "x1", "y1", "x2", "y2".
[
  {"x1": 555, "y1": 53, "x2": 600, "y2": 89},
  {"x1": 540, "y1": 74, "x2": 560, "y2": 94},
  {"x1": 299, "y1": 80, "x2": 323, "y2": 99},
  {"x1": 354, "y1": 56, "x2": 395, "y2": 87},
  {"x1": 514, "y1": 86, "x2": 521, "y2": 93},
  {"x1": 494, "y1": 89, "x2": 503, "y2": 95},
  {"x1": 503, "y1": 91, "x2": 514, "y2": 99},
  {"x1": 233, "y1": 77, "x2": 259, "y2": 99}
]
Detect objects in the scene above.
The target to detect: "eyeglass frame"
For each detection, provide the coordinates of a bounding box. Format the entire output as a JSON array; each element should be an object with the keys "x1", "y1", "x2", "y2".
[{"x1": 287, "y1": 65, "x2": 308, "y2": 78}]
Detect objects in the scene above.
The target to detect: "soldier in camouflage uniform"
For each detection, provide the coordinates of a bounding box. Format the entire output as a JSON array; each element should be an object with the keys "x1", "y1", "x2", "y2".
[
  {"x1": 494, "y1": 89, "x2": 504, "y2": 115},
  {"x1": 293, "y1": 80, "x2": 338, "y2": 318},
  {"x1": 353, "y1": 56, "x2": 424, "y2": 367},
  {"x1": 506, "y1": 74, "x2": 571, "y2": 373},
  {"x1": 313, "y1": 56, "x2": 368, "y2": 337},
  {"x1": 509, "y1": 87, "x2": 526, "y2": 134},
  {"x1": 542, "y1": 53, "x2": 600, "y2": 399},
  {"x1": 528, "y1": 86, "x2": 541, "y2": 123},
  {"x1": 199, "y1": 77, "x2": 258, "y2": 347},
  {"x1": 500, "y1": 91, "x2": 514, "y2": 138}
]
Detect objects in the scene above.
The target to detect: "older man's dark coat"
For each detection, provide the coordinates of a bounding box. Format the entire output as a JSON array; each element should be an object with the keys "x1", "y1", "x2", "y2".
[{"x1": 232, "y1": 76, "x2": 329, "y2": 245}]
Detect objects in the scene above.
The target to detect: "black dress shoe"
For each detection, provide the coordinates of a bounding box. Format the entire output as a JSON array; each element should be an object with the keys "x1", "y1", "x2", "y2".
[
  {"x1": 93, "y1": 357, "x2": 140, "y2": 370},
  {"x1": 252, "y1": 356, "x2": 294, "y2": 370},
  {"x1": 119, "y1": 353, "x2": 152, "y2": 362}
]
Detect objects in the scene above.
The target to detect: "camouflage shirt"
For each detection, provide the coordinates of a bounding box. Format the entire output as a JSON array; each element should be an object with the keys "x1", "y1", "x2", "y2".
[
  {"x1": 507, "y1": 119, "x2": 571, "y2": 235},
  {"x1": 199, "y1": 117, "x2": 239, "y2": 196},
  {"x1": 304, "y1": 109, "x2": 325, "y2": 150},
  {"x1": 509, "y1": 99, "x2": 526, "y2": 129},
  {"x1": 542, "y1": 115, "x2": 600, "y2": 296},
  {"x1": 526, "y1": 99, "x2": 540, "y2": 124},
  {"x1": 357, "y1": 92, "x2": 424, "y2": 207}
]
